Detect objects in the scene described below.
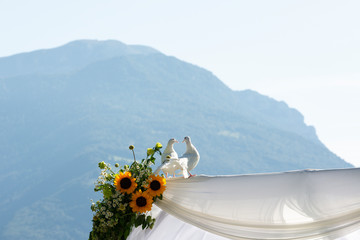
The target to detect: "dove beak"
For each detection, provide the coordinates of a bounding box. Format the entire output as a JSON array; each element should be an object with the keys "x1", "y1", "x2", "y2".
[
  {"x1": 182, "y1": 138, "x2": 185, "y2": 143},
  {"x1": 175, "y1": 140, "x2": 179, "y2": 143}
]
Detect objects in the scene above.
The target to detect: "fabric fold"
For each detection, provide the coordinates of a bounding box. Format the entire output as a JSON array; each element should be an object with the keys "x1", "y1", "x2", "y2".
[{"x1": 130, "y1": 168, "x2": 360, "y2": 239}]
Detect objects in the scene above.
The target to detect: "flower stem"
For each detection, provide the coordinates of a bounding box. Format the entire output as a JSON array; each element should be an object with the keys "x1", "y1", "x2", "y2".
[{"x1": 131, "y1": 149, "x2": 136, "y2": 162}]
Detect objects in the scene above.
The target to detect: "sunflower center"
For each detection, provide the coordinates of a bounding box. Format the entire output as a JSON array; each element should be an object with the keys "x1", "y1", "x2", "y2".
[
  {"x1": 120, "y1": 178, "x2": 132, "y2": 189},
  {"x1": 150, "y1": 180, "x2": 161, "y2": 191},
  {"x1": 136, "y1": 196, "x2": 147, "y2": 207}
]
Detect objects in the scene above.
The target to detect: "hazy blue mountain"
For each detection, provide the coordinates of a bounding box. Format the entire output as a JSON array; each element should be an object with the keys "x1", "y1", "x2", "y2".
[
  {"x1": 0, "y1": 39, "x2": 158, "y2": 78},
  {"x1": 0, "y1": 40, "x2": 352, "y2": 240}
]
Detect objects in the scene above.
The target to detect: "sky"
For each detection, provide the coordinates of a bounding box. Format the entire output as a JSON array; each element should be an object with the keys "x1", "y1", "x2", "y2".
[{"x1": 1, "y1": 0, "x2": 359, "y2": 166}]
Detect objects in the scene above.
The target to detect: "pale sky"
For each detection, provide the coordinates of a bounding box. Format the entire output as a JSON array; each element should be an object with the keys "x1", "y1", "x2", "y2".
[{"x1": 1, "y1": 0, "x2": 359, "y2": 166}]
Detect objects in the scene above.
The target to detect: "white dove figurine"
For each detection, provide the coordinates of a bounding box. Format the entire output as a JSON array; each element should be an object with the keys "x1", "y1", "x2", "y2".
[
  {"x1": 161, "y1": 138, "x2": 179, "y2": 164},
  {"x1": 154, "y1": 138, "x2": 180, "y2": 177},
  {"x1": 179, "y1": 136, "x2": 200, "y2": 178},
  {"x1": 155, "y1": 155, "x2": 187, "y2": 178}
]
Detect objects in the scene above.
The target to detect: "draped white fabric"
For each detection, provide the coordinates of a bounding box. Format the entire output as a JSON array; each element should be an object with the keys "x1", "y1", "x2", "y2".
[
  {"x1": 129, "y1": 168, "x2": 360, "y2": 240},
  {"x1": 128, "y1": 205, "x2": 230, "y2": 240}
]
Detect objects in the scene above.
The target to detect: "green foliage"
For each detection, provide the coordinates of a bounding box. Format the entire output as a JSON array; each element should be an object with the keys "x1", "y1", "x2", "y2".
[{"x1": 89, "y1": 143, "x2": 163, "y2": 240}]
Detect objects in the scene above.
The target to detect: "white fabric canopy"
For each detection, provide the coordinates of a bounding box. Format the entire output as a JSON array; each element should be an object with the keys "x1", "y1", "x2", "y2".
[{"x1": 129, "y1": 168, "x2": 360, "y2": 240}]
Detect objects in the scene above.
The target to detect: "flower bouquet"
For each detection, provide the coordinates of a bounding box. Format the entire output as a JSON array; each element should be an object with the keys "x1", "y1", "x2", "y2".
[{"x1": 89, "y1": 143, "x2": 166, "y2": 240}]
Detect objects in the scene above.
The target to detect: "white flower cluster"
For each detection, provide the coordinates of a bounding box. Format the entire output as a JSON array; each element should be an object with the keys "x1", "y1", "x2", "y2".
[
  {"x1": 135, "y1": 167, "x2": 152, "y2": 185},
  {"x1": 94, "y1": 166, "x2": 114, "y2": 189},
  {"x1": 91, "y1": 190, "x2": 127, "y2": 231},
  {"x1": 94, "y1": 167, "x2": 106, "y2": 187}
]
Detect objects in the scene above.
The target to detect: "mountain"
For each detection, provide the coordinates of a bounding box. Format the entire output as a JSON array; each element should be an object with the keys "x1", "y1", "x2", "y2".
[
  {"x1": 0, "y1": 39, "x2": 158, "y2": 78},
  {"x1": 0, "y1": 40, "x2": 352, "y2": 240}
]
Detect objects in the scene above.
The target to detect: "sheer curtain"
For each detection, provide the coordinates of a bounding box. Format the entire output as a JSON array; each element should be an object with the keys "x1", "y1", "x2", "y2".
[{"x1": 129, "y1": 168, "x2": 360, "y2": 240}]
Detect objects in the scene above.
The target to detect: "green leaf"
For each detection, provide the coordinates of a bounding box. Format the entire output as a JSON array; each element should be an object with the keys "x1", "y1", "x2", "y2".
[
  {"x1": 150, "y1": 221, "x2": 155, "y2": 229},
  {"x1": 130, "y1": 214, "x2": 136, "y2": 224},
  {"x1": 103, "y1": 184, "x2": 113, "y2": 199},
  {"x1": 124, "y1": 228, "x2": 130, "y2": 239},
  {"x1": 142, "y1": 221, "x2": 147, "y2": 229},
  {"x1": 135, "y1": 215, "x2": 143, "y2": 227}
]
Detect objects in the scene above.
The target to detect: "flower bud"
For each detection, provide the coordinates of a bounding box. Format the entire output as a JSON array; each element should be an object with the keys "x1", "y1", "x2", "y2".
[
  {"x1": 118, "y1": 204, "x2": 126, "y2": 211},
  {"x1": 98, "y1": 161, "x2": 106, "y2": 169},
  {"x1": 129, "y1": 145, "x2": 134, "y2": 150},
  {"x1": 114, "y1": 163, "x2": 119, "y2": 168},
  {"x1": 91, "y1": 203, "x2": 96, "y2": 211},
  {"x1": 147, "y1": 148, "x2": 155, "y2": 156},
  {"x1": 155, "y1": 142, "x2": 162, "y2": 148}
]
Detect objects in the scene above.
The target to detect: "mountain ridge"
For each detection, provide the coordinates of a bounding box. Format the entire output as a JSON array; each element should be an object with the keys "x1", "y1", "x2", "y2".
[{"x1": 0, "y1": 39, "x2": 159, "y2": 78}]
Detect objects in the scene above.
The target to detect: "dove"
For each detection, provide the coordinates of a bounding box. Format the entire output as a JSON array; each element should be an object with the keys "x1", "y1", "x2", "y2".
[
  {"x1": 179, "y1": 136, "x2": 200, "y2": 178},
  {"x1": 155, "y1": 155, "x2": 188, "y2": 178},
  {"x1": 161, "y1": 138, "x2": 179, "y2": 164},
  {"x1": 155, "y1": 138, "x2": 181, "y2": 177}
]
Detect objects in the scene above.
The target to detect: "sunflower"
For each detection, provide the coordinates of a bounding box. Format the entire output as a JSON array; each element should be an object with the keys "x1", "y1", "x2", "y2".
[
  {"x1": 114, "y1": 171, "x2": 137, "y2": 194},
  {"x1": 145, "y1": 175, "x2": 166, "y2": 197},
  {"x1": 130, "y1": 191, "x2": 153, "y2": 213}
]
